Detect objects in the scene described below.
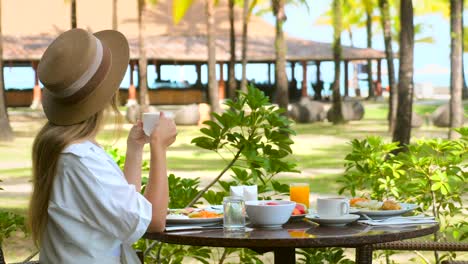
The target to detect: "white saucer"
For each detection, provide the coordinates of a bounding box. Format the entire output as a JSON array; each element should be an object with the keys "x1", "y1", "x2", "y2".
[{"x1": 306, "y1": 214, "x2": 360, "y2": 227}]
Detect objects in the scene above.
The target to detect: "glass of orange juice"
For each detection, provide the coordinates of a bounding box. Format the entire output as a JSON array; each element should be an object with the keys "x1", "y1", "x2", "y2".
[{"x1": 290, "y1": 183, "x2": 310, "y2": 208}]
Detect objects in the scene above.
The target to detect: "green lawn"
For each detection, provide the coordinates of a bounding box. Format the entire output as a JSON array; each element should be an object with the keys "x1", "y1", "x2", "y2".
[{"x1": 0, "y1": 99, "x2": 465, "y2": 262}]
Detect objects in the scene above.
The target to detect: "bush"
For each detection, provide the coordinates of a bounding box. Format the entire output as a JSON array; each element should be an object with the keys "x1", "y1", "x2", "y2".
[{"x1": 339, "y1": 128, "x2": 468, "y2": 263}]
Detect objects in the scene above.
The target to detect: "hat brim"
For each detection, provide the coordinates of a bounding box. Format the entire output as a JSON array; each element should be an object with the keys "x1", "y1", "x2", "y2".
[{"x1": 42, "y1": 30, "x2": 129, "y2": 125}]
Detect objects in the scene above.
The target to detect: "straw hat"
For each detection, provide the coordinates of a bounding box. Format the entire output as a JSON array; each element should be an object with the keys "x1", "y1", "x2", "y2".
[{"x1": 38, "y1": 28, "x2": 129, "y2": 125}]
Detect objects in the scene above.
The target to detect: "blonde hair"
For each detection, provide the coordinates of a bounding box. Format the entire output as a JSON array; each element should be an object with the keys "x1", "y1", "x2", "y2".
[{"x1": 29, "y1": 94, "x2": 121, "y2": 246}]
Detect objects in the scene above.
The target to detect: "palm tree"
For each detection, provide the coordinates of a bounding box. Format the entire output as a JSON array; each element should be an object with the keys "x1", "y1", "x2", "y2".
[
  {"x1": 71, "y1": 0, "x2": 77, "y2": 28},
  {"x1": 112, "y1": 0, "x2": 118, "y2": 30},
  {"x1": 392, "y1": 0, "x2": 414, "y2": 146},
  {"x1": 172, "y1": 0, "x2": 220, "y2": 113},
  {"x1": 316, "y1": 0, "x2": 361, "y2": 47},
  {"x1": 0, "y1": 0, "x2": 14, "y2": 141},
  {"x1": 271, "y1": 0, "x2": 288, "y2": 111},
  {"x1": 240, "y1": 0, "x2": 249, "y2": 92},
  {"x1": 228, "y1": 0, "x2": 236, "y2": 99},
  {"x1": 449, "y1": 0, "x2": 463, "y2": 139},
  {"x1": 364, "y1": 0, "x2": 375, "y2": 98},
  {"x1": 330, "y1": 0, "x2": 345, "y2": 124},
  {"x1": 206, "y1": 0, "x2": 221, "y2": 113},
  {"x1": 379, "y1": 0, "x2": 397, "y2": 133},
  {"x1": 138, "y1": 0, "x2": 149, "y2": 111}
]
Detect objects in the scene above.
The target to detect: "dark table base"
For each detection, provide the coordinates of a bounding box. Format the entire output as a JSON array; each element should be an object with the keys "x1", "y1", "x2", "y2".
[
  {"x1": 355, "y1": 245, "x2": 373, "y2": 264},
  {"x1": 253, "y1": 246, "x2": 373, "y2": 264}
]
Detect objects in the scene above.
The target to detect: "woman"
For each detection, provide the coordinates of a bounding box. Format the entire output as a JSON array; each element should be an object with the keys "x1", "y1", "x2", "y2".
[{"x1": 28, "y1": 28, "x2": 176, "y2": 263}]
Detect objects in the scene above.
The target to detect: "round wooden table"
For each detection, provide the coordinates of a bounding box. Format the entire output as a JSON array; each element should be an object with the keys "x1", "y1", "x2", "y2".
[{"x1": 145, "y1": 221, "x2": 439, "y2": 264}]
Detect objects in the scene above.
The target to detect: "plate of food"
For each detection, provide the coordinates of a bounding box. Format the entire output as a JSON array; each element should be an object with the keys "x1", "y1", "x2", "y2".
[
  {"x1": 350, "y1": 198, "x2": 418, "y2": 218},
  {"x1": 166, "y1": 208, "x2": 223, "y2": 225}
]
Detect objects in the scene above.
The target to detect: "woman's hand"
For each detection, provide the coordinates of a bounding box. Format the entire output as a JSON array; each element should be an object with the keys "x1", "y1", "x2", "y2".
[
  {"x1": 150, "y1": 112, "x2": 177, "y2": 149},
  {"x1": 127, "y1": 120, "x2": 149, "y2": 149}
]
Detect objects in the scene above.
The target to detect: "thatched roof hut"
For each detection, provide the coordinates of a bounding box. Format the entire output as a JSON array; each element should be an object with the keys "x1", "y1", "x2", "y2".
[
  {"x1": 3, "y1": 0, "x2": 385, "y2": 63},
  {"x1": 3, "y1": 0, "x2": 387, "y2": 106}
]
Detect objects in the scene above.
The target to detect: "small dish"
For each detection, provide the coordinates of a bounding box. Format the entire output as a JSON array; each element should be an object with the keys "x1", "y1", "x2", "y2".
[{"x1": 305, "y1": 214, "x2": 360, "y2": 227}]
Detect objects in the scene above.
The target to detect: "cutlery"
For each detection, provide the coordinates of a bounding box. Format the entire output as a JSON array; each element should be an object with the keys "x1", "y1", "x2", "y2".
[{"x1": 362, "y1": 214, "x2": 434, "y2": 222}]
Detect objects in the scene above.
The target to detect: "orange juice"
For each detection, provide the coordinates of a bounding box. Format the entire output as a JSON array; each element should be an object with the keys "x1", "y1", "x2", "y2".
[{"x1": 290, "y1": 183, "x2": 310, "y2": 208}]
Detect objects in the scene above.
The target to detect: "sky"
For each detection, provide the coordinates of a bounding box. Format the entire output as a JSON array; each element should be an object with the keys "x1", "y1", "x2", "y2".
[
  {"x1": 260, "y1": 0, "x2": 456, "y2": 89},
  {"x1": 4, "y1": 0, "x2": 462, "y2": 97}
]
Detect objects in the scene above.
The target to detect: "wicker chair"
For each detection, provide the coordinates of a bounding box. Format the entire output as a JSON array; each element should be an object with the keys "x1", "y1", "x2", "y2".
[{"x1": 374, "y1": 240, "x2": 468, "y2": 264}]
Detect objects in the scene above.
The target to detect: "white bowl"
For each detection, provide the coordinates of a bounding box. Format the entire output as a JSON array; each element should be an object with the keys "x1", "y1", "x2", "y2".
[{"x1": 245, "y1": 200, "x2": 296, "y2": 228}]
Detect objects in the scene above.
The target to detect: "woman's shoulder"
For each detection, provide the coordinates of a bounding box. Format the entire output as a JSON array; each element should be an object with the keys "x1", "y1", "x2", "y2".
[
  {"x1": 58, "y1": 140, "x2": 123, "y2": 181},
  {"x1": 62, "y1": 140, "x2": 103, "y2": 158}
]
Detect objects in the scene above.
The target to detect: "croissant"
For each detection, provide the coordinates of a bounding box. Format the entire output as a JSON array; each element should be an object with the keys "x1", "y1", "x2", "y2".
[{"x1": 381, "y1": 200, "x2": 401, "y2": 210}]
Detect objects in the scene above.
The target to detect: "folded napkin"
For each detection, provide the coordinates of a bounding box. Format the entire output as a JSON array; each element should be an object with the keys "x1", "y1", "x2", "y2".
[
  {"x1": 230, "y1": 185, "x2": 258, "y2": 201},
  {"x1": 359, "y1": 216, "x2": 437, "y2": 226}
]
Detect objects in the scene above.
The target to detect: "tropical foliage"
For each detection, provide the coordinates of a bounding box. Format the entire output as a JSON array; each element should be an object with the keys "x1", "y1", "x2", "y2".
[{"x1": 339, "y1": 128, "x2": 468, "y2": 263}]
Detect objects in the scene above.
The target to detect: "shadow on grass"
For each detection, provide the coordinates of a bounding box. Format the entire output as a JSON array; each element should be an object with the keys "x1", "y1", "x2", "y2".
[
  {"x1": 167, "y1": 156, "x2": 227, "y2": 171},
  {"x1": 290, "y1": 145, "x2": 350, "y2": 169},
  {"x1": 293, "y1": 122, "x2": 389, "y2": 141},
  {"x1": 0, "y1": 167, "x2": 32, "y2": 180}
]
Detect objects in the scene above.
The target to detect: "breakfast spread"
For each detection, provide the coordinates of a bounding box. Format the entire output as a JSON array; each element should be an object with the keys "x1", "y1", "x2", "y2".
[{"x1": 350, "y1": 198, "x2": 402, "y2": 211}]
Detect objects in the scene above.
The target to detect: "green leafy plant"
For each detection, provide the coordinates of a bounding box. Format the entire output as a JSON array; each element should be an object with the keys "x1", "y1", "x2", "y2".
[
  {"x1": 0, "y1": 209, "x2": 26, "y2": 263},
  {"x1": 106, "y1": 146, "x2": 150, "y2": 171},
  {"x1": 0, "y1": 211, "x2": 25, "y2": 245},
  {"x1": 339, "y1": 128, "x2": 468, "y2": 263},
  {"x1": 188, "y1": 85, "x2": 297, "y2": 207},
  {"x1": 297, "y1": 248, "x2": 354, "y2": 264},
  {"x1": 0, "y1": 176, "x2": 27, "y2": 263},
  {"x1": 338, "y1": 136, "x2": 403, "y2": 200}
]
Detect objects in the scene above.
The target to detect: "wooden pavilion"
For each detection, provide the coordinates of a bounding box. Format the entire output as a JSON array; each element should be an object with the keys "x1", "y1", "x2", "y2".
[{"x1": 3, "y1": 0, "x2": 386, "y2": 106}]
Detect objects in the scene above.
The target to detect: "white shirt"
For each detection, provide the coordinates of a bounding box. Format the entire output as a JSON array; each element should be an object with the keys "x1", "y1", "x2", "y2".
[{"x1": 40, "y1": 141, "x2": 152, "y2": 264}]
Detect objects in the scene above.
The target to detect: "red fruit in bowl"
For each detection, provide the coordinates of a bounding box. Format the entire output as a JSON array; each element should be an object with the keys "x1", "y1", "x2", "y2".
[
  {"x1": 294, "y1": 204, "x2": 307, "y2": 214},
  {"x1": 292, "y1": 208, "x2": 301, "y2": 215},
  {"x1": 266, "y1": 202, "x2": 280, "y2": 206}
]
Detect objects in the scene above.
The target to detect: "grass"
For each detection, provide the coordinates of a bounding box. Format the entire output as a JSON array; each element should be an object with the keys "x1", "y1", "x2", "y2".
[{"x1": 0, "y1": 99, "x2": 466, "y2": 262}]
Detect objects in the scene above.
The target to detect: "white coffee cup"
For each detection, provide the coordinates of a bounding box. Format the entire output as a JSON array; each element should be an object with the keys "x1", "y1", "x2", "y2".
[
  {"x1": 316, "y1": 197, "x2": 350, "y2": 218},
  {"x1": 142, "y1": 112, "x2": 174, "y2": 136}
]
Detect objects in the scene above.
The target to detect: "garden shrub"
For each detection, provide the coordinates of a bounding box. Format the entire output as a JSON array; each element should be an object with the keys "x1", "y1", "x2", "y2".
[{"x1": 339, "y1": 128, "x2": 468, "y2": 263}]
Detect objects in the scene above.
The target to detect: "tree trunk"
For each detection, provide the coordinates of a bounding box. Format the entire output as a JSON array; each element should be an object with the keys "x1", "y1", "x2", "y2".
[
  {"x1": 462, "y1": 1, "x2": 468, "y2": 99},
  {"x1": 348, "y1": 29, "x2": 354, "y2": 47},
  {"x1": 138, "y1": 0, "x2": 149, "y2": 111},
  {"x1": 71, "y1": 0, "x2": 77, "y2": 29},
  {"x1": 379, "y1": 0, "x2": 397, "y2": 133},
  {"x1": 463, "y1": 56, "x2": 468, "y2": 99},
  {"x1": 392, "y1": 0, "x2": 414, "y2": 147},
  {"x1": 112, "y1": 0, "x2": 118, "y2": 30},
  {"x1": 0, "y1": 0, "x2": 13, "y2": 141},
  {"x1": 366, "y1": 6, "x2": 374, "y2": 98},
  {"x1": 240, "y1": 0, "x2": 249, "y2": 92},
  {"x1": 462, "y1": 60, "x2": 468, "y2": 100},
  {"x1": 206, "y1": 0, "x2": 220, "y2": 114},
  {"x1": 228, "y1": 0, "x2": 236, "y2": 99},
  {"x1": 449, "y1": 0, "x2": 464, "y2": 139},
  {"x1": 272, "y1": 0, "x2": 288, "y2": 110},
  {"x1": 0, "y1": 245, "x2": 5, "y2": 264},
  {"x1": 331, "y1": 0, "x2": 345, "y2": 124}
]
